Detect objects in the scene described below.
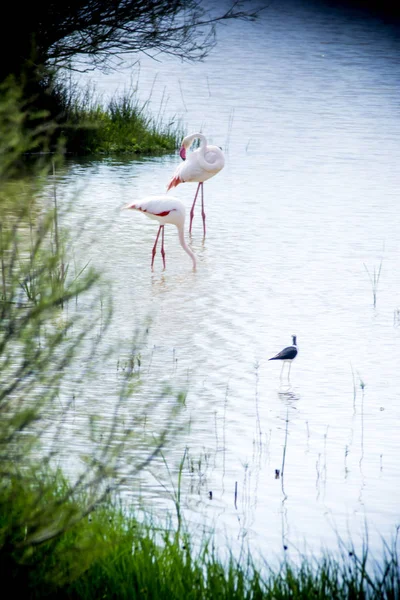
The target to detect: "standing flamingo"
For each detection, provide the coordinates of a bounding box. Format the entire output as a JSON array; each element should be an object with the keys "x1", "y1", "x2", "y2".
[
  {"x1": 124, "y1": 195, "x2": 196, "y2": 271},
  {"x1": 167, "y1": 132, "x2": 225, "y2": 237},
  {"x1": 269, "y1": 336, "x2": 298, "y2": 381}
]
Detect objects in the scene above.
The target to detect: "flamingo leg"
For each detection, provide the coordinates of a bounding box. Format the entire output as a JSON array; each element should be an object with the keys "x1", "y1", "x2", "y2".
[
  {"x1": 288, "y1": 361, "x2": 292, "y2": 382},
  {"x1": 160, "y1": 226, "x2": 166, "y2": 270},
  {"x1": 151, "y1": 226, "x2": 162, "y2": 270},
  {"x1": 189, "y1": 183, "x2": 202, "y2": 234},
  {"x1": 200, "y1": 182, "x2": 206, "y2": 237}
]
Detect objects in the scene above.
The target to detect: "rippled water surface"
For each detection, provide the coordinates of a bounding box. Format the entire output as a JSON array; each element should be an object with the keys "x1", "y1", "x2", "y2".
[{"x1": 54, "y1": 0, "x2": 400, "y2": 558}]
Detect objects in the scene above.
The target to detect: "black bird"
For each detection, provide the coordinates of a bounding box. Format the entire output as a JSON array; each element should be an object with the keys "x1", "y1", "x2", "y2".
[{"x1": 269, "y1": 335, "x2": 298, "y2": 381}]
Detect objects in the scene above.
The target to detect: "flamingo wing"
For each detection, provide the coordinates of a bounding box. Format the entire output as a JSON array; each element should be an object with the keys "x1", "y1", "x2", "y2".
[
  {"x1": 204, "y1": 147, "x2": 224, "y2": 170},
  {"x1": 125, "y1": 195, "x2": 182, "y2": 218}
]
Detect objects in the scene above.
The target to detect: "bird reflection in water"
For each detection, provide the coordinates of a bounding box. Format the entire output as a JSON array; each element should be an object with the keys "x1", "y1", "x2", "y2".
[{"x1": 278, "y1": 387, "x2": 300, "y2": 406}]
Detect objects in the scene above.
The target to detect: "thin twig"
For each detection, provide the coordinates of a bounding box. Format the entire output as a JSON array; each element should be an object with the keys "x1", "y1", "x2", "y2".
[{"x1": 0, "y1": 223, "x2": 6, "y2": 300}]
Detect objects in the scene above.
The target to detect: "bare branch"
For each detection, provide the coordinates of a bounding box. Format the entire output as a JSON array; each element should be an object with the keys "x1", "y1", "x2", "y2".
[{"x1": 0, "y1": 1, "x2": 265, "y2": 80}]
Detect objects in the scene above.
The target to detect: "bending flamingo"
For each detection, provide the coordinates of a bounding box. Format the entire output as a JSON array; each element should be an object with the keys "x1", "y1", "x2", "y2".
[
  {"x1": 167, "y1": 132, "x2": 225, "y2": 237},
  {"x1": 124, "y1": 195, "x2": 196, "y2": 271},
  {"x1": 269, "y1": 336, "x2": 298, "y2": 381}
]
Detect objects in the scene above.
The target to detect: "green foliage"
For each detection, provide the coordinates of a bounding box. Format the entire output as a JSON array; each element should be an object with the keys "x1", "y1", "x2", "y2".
[
  {"x1": 0, "y1": 79, "x2": 105, "y2": 571},
  {"x1": 0, "y1": 76, "x2": 59, "y2": 178},
  {"x1": 0, "y1": 77, "x2": 183, "y2": 592}
]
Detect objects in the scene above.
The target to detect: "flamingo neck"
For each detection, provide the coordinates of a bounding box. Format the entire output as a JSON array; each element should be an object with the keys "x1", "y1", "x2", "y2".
[
  {"x1": 177, "y1": 226, "x2": 197, "y2": 270},
  {"x1": 186, "y1": 132, "x2": 206, "y2": 148}
]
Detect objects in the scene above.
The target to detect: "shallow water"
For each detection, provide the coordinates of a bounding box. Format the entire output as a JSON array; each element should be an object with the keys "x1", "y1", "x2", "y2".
[{"x1": 53, "y1": 0, "x2": 400, "y2": 558}]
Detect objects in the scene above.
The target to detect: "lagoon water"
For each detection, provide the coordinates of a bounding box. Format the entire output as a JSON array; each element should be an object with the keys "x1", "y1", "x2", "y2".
[{"x1": 52, "y1": 0, "x2": 400, "y2": 560}]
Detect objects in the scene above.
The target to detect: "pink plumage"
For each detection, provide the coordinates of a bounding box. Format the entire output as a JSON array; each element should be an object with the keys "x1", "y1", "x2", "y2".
[{"x1": 167, "y1": 175, "x2": 182, "y2": 191}]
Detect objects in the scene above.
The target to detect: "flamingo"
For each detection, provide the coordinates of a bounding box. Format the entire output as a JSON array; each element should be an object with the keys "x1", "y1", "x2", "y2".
[
  {"x1": 124, "y1": 195, "x2": 196, "y2": 271},
  {"x1": 269, "y1": 336, "x2": 298, "y2": 381},
  {"x1": 167, "y1": 132, "x2": 225, "y2": 237}
]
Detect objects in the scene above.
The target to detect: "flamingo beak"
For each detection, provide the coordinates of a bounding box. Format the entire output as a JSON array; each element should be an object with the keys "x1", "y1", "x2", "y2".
[{"x1": 179, "y1": 146, "x2": 186, "y2": 161}]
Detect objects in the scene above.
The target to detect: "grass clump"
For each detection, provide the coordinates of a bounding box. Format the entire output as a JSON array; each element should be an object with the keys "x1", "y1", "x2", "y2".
[
  {"x1": 66, "y1": 523, "x2": 400, "y2": 600},
  {"x1": 53, "y1": 80, "x2": 183, "y2": 156}
]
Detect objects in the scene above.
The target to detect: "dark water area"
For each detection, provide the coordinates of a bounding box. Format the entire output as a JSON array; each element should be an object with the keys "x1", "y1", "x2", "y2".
[{"x1": 326, "y1": 0, "x2": 400, "y2": 21}]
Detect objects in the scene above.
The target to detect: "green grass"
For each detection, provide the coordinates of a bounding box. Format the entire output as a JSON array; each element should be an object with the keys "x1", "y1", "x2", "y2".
[
  {"x1": 54, "y1": 81, "x2": 183, "y2": 156},
  {"x1": 60, "y1": 527, "x2": 400, "y2": 600},
  {"x1": 1, "y1": 466, "x2": 399, "y2": 600}
]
